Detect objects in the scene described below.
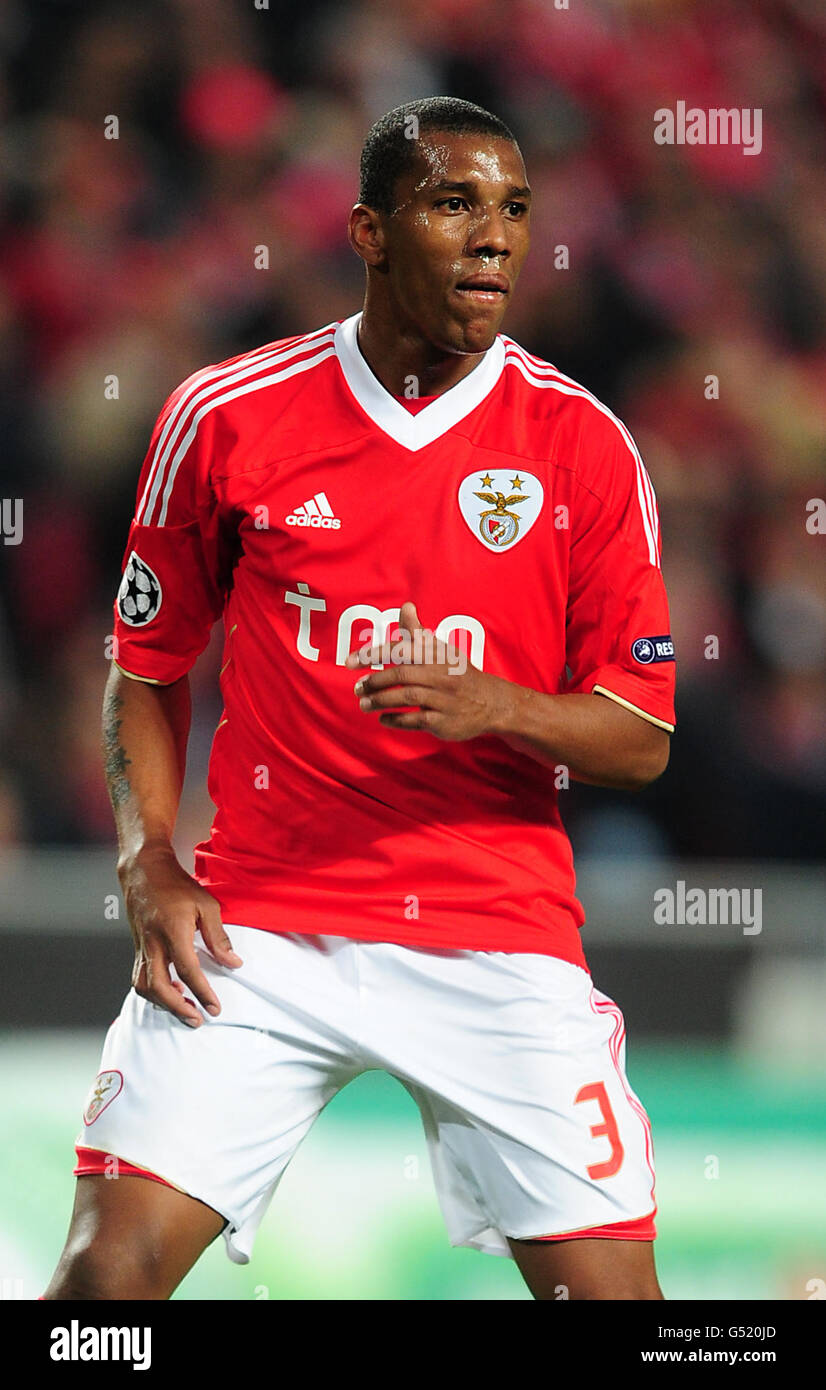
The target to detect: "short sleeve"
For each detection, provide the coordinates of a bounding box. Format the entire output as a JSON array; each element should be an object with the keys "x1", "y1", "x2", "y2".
[
  {"x1": 112, "y1": 372, "x2": 229, "y2": 684},
  {"x1": 563, "y1": 411, "x2": 676, "y2": 733}
]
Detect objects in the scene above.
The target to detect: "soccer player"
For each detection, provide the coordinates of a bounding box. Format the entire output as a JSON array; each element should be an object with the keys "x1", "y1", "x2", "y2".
[{"x1": 44, "y1": 97, "x2": 675, "y2": 1302}]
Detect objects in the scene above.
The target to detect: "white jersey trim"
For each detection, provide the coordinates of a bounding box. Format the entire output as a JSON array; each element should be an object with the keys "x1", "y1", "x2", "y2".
[
  {"x1": 137, "y1": 326, "x2": 338, "y2": 526},
  {"x1": 334, "y1": 312, "x2": 505, "y2": 453},
  {"x1": 502, "y1": 341, "x2": 661, "y2": 569}
]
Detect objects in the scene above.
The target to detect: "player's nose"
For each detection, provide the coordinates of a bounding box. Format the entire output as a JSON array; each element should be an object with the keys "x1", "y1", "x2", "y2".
[{"x1": 467, "y1": 210, "x2": 510, "y2": 259}]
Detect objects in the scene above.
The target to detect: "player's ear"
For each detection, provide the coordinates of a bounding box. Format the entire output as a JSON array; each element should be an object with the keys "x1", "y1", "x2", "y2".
[{"x1": 348, "y1": 203, "x2": 387, "y2": 268}]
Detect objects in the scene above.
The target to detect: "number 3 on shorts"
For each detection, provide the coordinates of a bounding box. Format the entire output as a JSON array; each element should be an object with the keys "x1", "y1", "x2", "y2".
[{"x1": 574, "y1": 1081, "x2": 625, "y2": 1179}]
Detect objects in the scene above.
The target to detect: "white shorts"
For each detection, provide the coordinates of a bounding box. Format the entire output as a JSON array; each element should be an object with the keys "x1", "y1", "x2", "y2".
[{"x1": 75, "y1": 925, "x2": 657, "y2": 1263}]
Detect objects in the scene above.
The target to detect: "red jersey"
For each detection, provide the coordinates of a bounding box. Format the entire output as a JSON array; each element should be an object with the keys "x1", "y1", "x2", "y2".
[{"x1": 112, "y1": 314, "x2": 676, "y2": 969}]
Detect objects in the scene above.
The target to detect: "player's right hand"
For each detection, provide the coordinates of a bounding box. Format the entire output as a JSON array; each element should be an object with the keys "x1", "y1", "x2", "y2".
[{"x1": 119, "y1": 844, "x2": 243, "y2": 1027}]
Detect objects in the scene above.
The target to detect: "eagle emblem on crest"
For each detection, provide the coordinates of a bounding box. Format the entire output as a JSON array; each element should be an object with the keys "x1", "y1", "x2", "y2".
[{"x1": 457, "y1": 471, "x2": 545, "y2": 552}]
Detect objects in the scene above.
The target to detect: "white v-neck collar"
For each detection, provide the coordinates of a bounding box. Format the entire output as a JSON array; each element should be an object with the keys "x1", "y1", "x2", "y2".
[{"x1": 334, "y1": 311, "x2": 505, "y2": 452}]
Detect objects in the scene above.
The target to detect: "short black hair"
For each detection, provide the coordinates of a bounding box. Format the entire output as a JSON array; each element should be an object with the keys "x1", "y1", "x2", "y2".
[{"x1": 358, "y1": 97, "x2": 517, "y2": 215}]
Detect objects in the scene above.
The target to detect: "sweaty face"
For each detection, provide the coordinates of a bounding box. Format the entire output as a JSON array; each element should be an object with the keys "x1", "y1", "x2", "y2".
[{"x1": 379, "y1": 133, "x2": 531, "y2": 356}]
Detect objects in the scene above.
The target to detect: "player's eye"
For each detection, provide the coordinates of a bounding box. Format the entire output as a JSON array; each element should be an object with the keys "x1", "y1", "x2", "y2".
[
  {"x1": 505, "y1": 201, "x2": 528, "y2": 217},
  {"x1": 436, "y1": 196, "x2": 469, "y2": 212}
]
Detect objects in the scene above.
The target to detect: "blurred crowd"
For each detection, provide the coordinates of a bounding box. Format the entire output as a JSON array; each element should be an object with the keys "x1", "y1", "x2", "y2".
[{"x1": 0, "y1": 0, "x2": 824, "y2": 862}]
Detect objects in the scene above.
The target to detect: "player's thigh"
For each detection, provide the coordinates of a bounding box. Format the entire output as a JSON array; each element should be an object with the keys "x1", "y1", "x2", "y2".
[
  {"x1": 507, "y1": 1236, "x2": 663, "y2": 1301},
  {"x1": 44, "y1": 1173, "x2": 226, "y2": 1301},
  {"x1": 68, "y1": 928, "x2": 363, "y2": 1269}
]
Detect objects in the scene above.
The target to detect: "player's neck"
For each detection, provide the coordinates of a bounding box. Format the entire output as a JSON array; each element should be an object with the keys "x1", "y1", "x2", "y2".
[{"x1": 356, "y1": 300, "x2": 488, "y2": 398}]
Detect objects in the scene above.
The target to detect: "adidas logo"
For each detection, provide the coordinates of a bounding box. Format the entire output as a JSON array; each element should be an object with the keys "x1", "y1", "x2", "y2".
[{"x1": 285, "y1": 491, "x2": 341, "y2": 529}]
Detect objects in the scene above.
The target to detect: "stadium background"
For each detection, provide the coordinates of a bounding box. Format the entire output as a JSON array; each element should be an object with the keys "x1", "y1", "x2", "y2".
[{"x1": 0, "y1": 0, "x2": 824, "y2": 1300}]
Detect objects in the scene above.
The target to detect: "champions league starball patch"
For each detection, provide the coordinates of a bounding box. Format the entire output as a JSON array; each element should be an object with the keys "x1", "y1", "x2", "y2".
[{"x1": 117, "y1": 551, "x2": 162, "y2": 626}]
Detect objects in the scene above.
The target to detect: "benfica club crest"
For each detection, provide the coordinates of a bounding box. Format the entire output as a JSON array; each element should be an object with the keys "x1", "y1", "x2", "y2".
[
  {"x1": 83, "y1": 1069, "x2": 123, "y2": 1125},
  {"x1": 457, "y1": 470, "x2": 544, "y2": 552}
]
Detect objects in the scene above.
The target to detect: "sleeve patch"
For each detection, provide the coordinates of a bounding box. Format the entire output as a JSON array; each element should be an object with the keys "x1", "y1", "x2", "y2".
[
  {"x1": 631, "y1": 635, "x2": 674, "y2": 664},
  {"x1": 116, "y1": 551, "x2": 163, "y2": 627}
]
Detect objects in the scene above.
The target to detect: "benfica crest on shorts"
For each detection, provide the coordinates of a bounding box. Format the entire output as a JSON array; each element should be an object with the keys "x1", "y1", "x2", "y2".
[
  {"x1": 457, "y1": 470, "x2": 544, "y2": 552},
  {"x1": 83, "y1": 1069, "x2": 123, "y2": 1125}
]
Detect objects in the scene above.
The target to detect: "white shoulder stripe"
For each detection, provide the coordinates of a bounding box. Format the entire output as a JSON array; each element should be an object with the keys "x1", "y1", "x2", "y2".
[
  {"x1": 155, "y1": 345, "x2": 337, "y2": 525},
  {"x1": 503, "y1": 345, "x2": 660, "y2": 567},
  {"x1": 504, "y1": 340, "x2": 556, "y2": 372},
  {"x1": 503, "y1": 338, "x2": 660, "y2": 541},
  {"x1": 138, "y1": 337, "x2": 289, "y2": 523},
  {"x1": 138, "y1": 325, "x2": 337, "y2": 525},
  {"x1": 140, "y1": 325, "x2": 337, "y2": 524}
]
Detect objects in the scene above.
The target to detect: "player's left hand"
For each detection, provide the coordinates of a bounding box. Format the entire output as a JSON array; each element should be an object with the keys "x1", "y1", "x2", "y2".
[{"x1": 345, "y1": 600, "x2": 516, "y2": 741}]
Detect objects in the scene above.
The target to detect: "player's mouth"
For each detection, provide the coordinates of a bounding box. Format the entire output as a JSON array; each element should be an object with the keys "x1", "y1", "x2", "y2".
[{"x1": 453, "y1": 272, "x2": 510, "y2": 304}]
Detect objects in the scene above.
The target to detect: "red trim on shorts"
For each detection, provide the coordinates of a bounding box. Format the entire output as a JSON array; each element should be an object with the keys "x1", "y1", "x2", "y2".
[
  {"x1": 74, "y1": 1144, "x2": 173, "y2": 1190},
  {"x1": 588, "y1": 989, "x2": 658, "y2": 1215},
  {"x1": 531, "y1": 1209, "x2": 656, "y2": 1241}
]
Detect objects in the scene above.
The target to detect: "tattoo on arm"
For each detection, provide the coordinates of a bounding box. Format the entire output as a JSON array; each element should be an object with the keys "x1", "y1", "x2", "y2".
[{"x1": 102, "y1": 689, "x2": 132, "y2": 808}]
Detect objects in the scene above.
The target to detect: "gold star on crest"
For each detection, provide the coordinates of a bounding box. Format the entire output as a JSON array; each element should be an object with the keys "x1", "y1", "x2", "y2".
[
  {"x1": 480, "y1": 473, "x2": 494, "y2": 487},
  {"x1": 510, "y1": 475, "x2": 524, "y2": 490}
]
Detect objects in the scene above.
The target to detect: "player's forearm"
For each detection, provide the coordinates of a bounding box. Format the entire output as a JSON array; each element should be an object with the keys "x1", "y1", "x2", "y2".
[
  {"x1": 101, "y1": 665, "x2": 192, "y2": 873},
  {"x1": 488, "y1": 685, "x2": 670, "y2": 791}
]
